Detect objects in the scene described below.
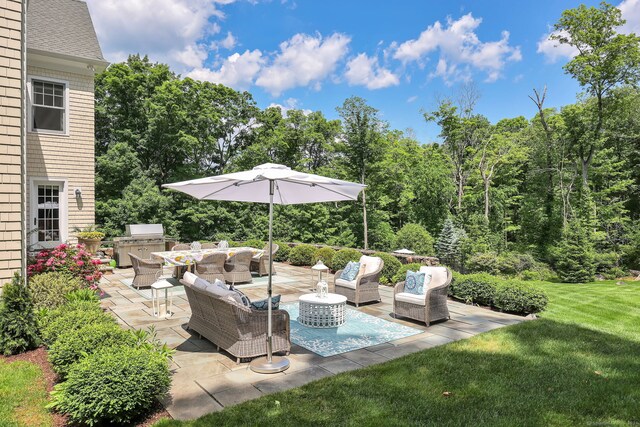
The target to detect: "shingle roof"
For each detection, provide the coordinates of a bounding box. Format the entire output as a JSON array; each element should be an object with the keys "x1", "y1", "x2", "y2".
[{"x1": 27, "y1": 0, "x2": 106, "y2": 63}]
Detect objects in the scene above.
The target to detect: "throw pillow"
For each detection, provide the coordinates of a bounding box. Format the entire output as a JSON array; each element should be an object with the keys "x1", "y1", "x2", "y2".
[
  {"x1": 423, "y1": 274, "x2": 432, "y2": 292},
  {"x1": 228, "y1": 287, "x2": 251, "y2": 307},
  {"x1": 182, "y1": 271, "x2": 198, "y2": 285},
  {"x1": 192, "y1": 277, "x2": 211, "y2": 292},
  {"x1": 357, "y1": 263, "x2": 367, "y2": 277},
  {"x1": 405, "y1": 270, "x2": 426, "y2": 295},
  {"x1": 340, "y1": 261, "x2": 361, "y2": 281},
  {"x1": 250, "y1": 294, "x2": 281, "y2": 310}
]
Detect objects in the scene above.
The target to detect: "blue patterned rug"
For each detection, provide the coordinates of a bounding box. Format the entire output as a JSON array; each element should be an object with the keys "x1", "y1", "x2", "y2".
[{"x1": 280, "y1": 302, "x2": 422, "y2": 357}]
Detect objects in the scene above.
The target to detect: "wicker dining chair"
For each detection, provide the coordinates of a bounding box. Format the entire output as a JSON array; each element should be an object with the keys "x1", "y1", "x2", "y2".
[
  {"x1": 250, "y1": 243, "x2": 279, "y2": 276},
  {"x1": 171, "y1": 243, "x2": 190, "y2": 251},
  {"x1": 224, "y1": 250, "x2": 253, "y2": 286},
  {"x1": 129, "y1": 252, "x2": 163, "y2": 289},
  {"x1": 334, "y1": 255, "x2": 384, "y2": 307},
  {"x1": 393, "y1": 266, "x2": 452, "y2": 326},
  {"x1": 201, "y1": 242, "x2": 218, "y2": 249},
  {"x1": 195, "y1": 252, "x2": 227, "y2": 283}
]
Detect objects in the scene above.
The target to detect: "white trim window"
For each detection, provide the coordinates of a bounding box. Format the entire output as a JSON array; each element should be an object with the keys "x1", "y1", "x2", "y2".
[{"x1": 28, "y1": 76, "x2": 69, "y2": 135}]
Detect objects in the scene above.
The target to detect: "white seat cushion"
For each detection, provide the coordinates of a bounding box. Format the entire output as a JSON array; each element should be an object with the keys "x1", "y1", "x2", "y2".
[
  {"x1": 359, "y1": 255, "x2": 382, "y2": 275},
  {"x1": 335, "y1": 278, "x2": 357, "y2": 289},
  {"x1": 419, "y1": 266, "x2": 448, "y2": 288},
  {"x1": 395, "y1": 292, "x2": 426, "y2": 306}
]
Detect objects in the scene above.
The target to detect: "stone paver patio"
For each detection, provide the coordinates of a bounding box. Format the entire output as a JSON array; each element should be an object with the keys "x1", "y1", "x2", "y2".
[{"x1": 98, "y1": 263, "x2": 525, "y2": 421}]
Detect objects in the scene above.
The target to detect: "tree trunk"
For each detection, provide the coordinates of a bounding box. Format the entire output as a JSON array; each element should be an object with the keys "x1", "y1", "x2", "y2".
[
  {"x1": 484, "y1": 178, "x2": 490, "y2": 220},
  {"x1": 456, "y1": 170, "x2": 464, "y2": 213}
]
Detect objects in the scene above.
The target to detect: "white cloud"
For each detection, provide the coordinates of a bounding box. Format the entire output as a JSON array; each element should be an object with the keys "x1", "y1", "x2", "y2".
[
  {"x1": 211, "y1": 32, "x2": 238, "y2": 51},
  {"x1": 407, "y1": 95, "x2": 418, "y2": 103},
  {"x1": 344, "y1": 53, "x2": 400, "y2": 89},
  {"x1": 268, "y1": 98, "x2": 312, "y2": 115},
  {"x1": 86, "y1": 0, "x2": 232, "y2": 71},
  {"x1": 393, "y1": 13, "x2": 521, "y2": 83},
  {"x1": 537, "y1": 1, "x2": 640, "y2": 62},
  {"x1": 187, "y1": 49, "x2": 264, "y2": 89},
  {"x1": 255, "y1": 33, "x2": 351, "y2": 96}
]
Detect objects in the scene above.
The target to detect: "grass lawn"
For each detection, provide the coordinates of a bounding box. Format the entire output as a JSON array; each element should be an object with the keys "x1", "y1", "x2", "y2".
[
  {"x1": 0, "y1": 357, "x2": 53, "y2": 427},
  {"x1": 156, "y1": 279, "x2": 640, "y2": 426}
]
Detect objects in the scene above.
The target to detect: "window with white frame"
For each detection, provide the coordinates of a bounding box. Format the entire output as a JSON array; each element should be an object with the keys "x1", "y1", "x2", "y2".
[{"x1": 31, "y1": 79, "x2": 66, "y2": 133}]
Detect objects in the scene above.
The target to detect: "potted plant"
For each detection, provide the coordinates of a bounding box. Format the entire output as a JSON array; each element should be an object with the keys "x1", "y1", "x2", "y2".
[{"x1": 75, "y1": 225, "x2": 105, "y2": 255}]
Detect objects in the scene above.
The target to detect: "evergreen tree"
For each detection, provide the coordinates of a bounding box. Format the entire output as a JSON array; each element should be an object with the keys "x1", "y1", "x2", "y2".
[
  {"x1": 436, "y1": 218, "x2": 465, "y2": 268},
  {"x1": 0, "y1": 274, "x2": 40, "y2": 355},
  {"x1": 553, "y1": 219, "x2": 596, "y2": 283}
]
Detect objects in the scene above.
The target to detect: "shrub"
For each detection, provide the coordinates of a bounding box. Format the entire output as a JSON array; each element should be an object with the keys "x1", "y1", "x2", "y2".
[
  {"x1": 65, "y1": 289, "x2": 100, "y2": 303},
  {"x1": 28, "y1": 272, "x2": 84, "y2": 311},
  {"x1": 48, "y1": 346, "x2": 171, "y2": 426},
  {"x1": 493, "y1": 282, "x2": 548, "y2": 314},
  {"x1": 394, "y1": 223, "x2": 435, "y2": 256},
  {"x1": 435, "y1": 218, "x2": 465, "y2": 268},
  {"x1": 288, "y1": 244, "x2": 317, "y2": 266},
  {"x1": 39, "y1": 300, "x2": 113, "y2": 346},
  {"x1": 391, "y1": 263, "x2": 423, "y2": 284},
  {"x1": 372, "y1": 252, "x2": 402, "y2": 285},
  {"x1": 273, "y1": 241, "x2": 291, "y2": 262},
  {"x1": 313, "y1": 247, "x2": 336, "y2": 267},
  {"x1": 27, "y1": 243, "x2": 102, "y2": 289},
  {"x1": 552, "y1": 219, "x2": 596, "y2": 283},
  {"x1": 449, "y1": 273, "x2": 500, "y2": 306},
  {"x1": 0, "y1": 274, "x2": 40, "y2": 355},
  {"x1": 243, "y1": 239, "x2": 265, "y2": 249},
  {"x1": 467, "y1": 251, "x2": 545, "y2": 277},
  {"x1": 76, "y1": 231, "x2": 105, "y2": 240},
  {"x1": 48, "y1": 323, "x2": 136, "y2": 378},
  {"x1": 331, "y1": 248, "x2": 362, "y2": 272}
]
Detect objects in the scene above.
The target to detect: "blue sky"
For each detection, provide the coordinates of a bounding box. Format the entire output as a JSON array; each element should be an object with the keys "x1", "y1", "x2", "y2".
[{"x1": 86, "y1": 0, "x2": 640, "y2": 142}]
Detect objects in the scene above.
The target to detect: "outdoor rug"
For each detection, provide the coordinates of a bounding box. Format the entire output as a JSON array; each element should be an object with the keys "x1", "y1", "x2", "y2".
[{"x1": 280, "y1": 302, "x2": 422, "y2": 357}]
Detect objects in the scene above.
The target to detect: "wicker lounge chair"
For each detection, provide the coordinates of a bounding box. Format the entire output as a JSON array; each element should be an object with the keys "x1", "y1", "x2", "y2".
[
  {"x1": 129, "y1": 252, "x2": 163, "y2": 289},
  {"x1": 180, "y1": 278, "x2": 290, "y2": 363},
  {"x1": 393, "y1": 266, "x2": 451, "y2": 326},
  {"x1": 334, "y1": 255, "x2": 384, "y2": 307},
  {"x1": 250, "y1": 243, "x2": 279, "y2": 276},
  {"x1": 224, "y1": 250, "x2": 253, "y2": 285},
  {"x1": 195, "y1": 252, "x2": 226, "y2": 283},
  {"x1": 201, "y1": 242, "x2": 218, "y2": 249},
  {"x1": 171, "y1": 243, "x2": 190, "y2": 251},
  {"x1": 170, "y1": 243, "x2": 191, "y2": 278}
]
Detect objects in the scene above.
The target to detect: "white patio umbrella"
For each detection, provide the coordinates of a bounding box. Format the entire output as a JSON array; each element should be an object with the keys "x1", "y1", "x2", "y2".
[{"x1": 163, "y1": 163, "x2": 365, "y2": 373}]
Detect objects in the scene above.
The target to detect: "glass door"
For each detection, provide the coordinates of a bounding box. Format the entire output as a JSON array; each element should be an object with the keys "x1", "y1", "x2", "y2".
[{"x1": 32, "y1": 182, "x2": 65, "y2": 247}]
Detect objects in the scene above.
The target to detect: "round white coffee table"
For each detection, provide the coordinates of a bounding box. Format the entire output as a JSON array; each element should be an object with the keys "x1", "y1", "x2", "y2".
[{"x1": 298, "y1": 293, "x2": 347, "y2": 328}]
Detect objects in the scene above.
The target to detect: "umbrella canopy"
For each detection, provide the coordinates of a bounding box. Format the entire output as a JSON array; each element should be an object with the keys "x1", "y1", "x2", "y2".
[
  {"x1": 163, "y1": 163, "x2": 365, "y2": 374},
  {"x1": 163, "y1": 163, "x2": 365, "y2": 204},
  {"x1": 393, "y1": 248, "x2": 416, "y2": 255}
]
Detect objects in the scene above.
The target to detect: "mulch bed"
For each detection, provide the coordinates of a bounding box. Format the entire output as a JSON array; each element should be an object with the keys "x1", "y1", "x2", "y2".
[{"x1": 2, "y1": 347, "x2": 172, "y2": 426}]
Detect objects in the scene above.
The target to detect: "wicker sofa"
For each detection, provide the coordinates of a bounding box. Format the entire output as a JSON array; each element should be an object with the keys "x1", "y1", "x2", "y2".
[
  {"x1": 334, "y1": 255, "x2": 384, "y2": 307},
  {"x1": 180, "y1": 278, "x2": 290, "y2": 363},
  {"x1": 393, "y1": 266, "x2": 451, "y2": 326}
]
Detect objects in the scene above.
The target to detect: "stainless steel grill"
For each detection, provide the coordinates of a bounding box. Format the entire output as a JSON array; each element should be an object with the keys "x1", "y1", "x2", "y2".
[{"x1": 113, "y1": 224, "x2": 165, "y2": 267}]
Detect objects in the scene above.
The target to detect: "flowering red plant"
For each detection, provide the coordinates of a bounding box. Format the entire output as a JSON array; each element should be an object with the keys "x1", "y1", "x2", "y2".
[{"x1": 27, "y1": 243, "x2": 103, "y2": 289}]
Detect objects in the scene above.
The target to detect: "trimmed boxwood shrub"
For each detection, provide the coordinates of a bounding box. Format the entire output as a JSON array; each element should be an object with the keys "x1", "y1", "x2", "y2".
[
  {"x1": 39, "y1": 300, "x2": 114, "y2": 346},
  {"x1": 0, "y1": 273, "x2": 40, "y2": 355},
  {"x1": 288, "y1": 244, "x2": 317, "y2": 266},
  {"x1": 392, "y1": 263, "x2": 423, "y2": 284},
  {"x1": 394, "y1": 223, "x2": 435, "y2": 256},
  {"x1": 48, "y1": 346, "x2": 171, "y2": 426},
  {"x1": 28, "y1": 272, "x2": 84, "y2": 311},
  {"x1": 494, "y1": 282, "x2": 548, "y2": 314},
  {"x1": 65, "y1": 289, "x2": 100, "y2": 303},
  {"x1": 243, "y1": 239, "x2": 264, "y2": 249},
  {"x1": 331, "y1": 248, "x2": 362, "y2": 272},
  {"x1": 273, "y1": 241, "x2": 291, "y2": 262},
  {"x1": 372, "y1": 252, "x2": 402, "y2": 285},
  {"x1": 48, "y1": 323, "x2": 137, "y2": 378},
  {"x1": 449, "y1": 273, "x2": 500, "y2": 306},
  {"x1": 313, "y1": 247, "x2": 336, "y2": 267}
]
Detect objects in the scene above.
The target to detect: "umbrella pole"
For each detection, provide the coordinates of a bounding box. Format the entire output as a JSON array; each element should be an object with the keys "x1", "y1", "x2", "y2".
[{"x1": 250, "y1": 180, "x2": 290, "y2": 374}]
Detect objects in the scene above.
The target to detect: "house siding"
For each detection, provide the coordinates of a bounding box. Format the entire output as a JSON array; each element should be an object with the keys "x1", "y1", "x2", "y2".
[
  {"x1": 0, "y1": 0, "x2": 24, "y2": 285},
  {"x1": 26, "y1": 65, "x2": 95, "y2": 247}
]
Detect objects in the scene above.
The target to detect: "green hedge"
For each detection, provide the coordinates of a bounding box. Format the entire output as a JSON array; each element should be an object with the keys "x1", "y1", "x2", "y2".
[
  {"x1": 48, "y1": 346, "x2": 171, "y2": 426},
  {"x1": 450, "y1": 272, "x2": 547, "y2": 315},
  {"x1": 313, "y1": 247, "x2": 336, "y2": 267},
  {"x1": 242, "y1": 239, "x2": 265, "y2": 249},
  {"x1": 372, "y1": 252, "x2": 402, "y2": 285},
  {"x1": 494, "y1": 282, "x2": 548, "y2": 314},
  {"x1": 331, "y1": 248, "x2": 362, "y2": 272},
  {"x1": 28, "y1": 272, "x2": 84, "y2": 311},
  {"x1": 392, "y1": 263, "x2": 423, "y2": 284},
  {"x1": 39, "y1": 300, "x2": 114, "y2": 346},
  {"x1": 288, "y1": 244, "x2": 317, "y2": 266},
  {"x1": 48, "y1": 323, "x2": 137, "y2": 378},
  {"x1": 273, "y1": 241, "x2": 291, "y2": 262}
]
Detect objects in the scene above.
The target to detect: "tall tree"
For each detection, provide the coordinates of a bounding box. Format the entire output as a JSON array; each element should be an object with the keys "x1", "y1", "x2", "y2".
[
  {"x1": 337, "y1": 97, "x2": 386, "y2": 249},
  {"x1": 551, "y1": 2, "x2": 640, "y2": 185}
]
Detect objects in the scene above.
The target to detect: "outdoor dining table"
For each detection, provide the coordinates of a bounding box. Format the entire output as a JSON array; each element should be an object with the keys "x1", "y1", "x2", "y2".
[{"x1": 150, "y1": 247, "x2": 263, "y2": 267}]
